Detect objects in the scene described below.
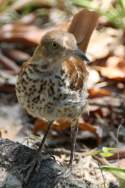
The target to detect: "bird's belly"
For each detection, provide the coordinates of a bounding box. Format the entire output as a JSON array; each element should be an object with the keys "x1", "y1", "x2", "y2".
[
  {"x1": 26, "y1": 98, "x2": 86, "y2": 121},
  {"x1": 16, "y1": 77, "x2": 87, "y2": 121},
  {"x1": 26, "y1": 91, "x2": 87, "y2": 121}
]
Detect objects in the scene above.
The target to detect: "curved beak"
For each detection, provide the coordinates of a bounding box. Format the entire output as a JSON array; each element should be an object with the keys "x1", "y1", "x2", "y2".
[{"x1": 72, "y1": 49, "x2": 90, "y2": 64}]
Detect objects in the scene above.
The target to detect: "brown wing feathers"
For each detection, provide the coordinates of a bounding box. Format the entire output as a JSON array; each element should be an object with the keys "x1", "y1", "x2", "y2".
[{"x1": 63, "y1": 58, "x2": 88, "y2": 90}]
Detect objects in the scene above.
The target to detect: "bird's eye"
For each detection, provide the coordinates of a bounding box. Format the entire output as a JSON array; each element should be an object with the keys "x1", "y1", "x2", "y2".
[{"x1": 52, "y1": 42, "x2": 58, "y2": 49}]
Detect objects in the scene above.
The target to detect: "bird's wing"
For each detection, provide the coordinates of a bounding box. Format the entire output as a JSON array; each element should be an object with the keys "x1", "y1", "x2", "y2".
[
  {"x1": 20, "y1": 59, "x2": 32, "y2": 75},
  {"x1": 63, "y1": 57, "x2": 88, "y2": 91}
]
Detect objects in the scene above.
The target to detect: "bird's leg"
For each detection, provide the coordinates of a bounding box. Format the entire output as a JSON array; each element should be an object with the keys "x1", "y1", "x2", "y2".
[
  {"x1": 22, "y1": 121, "x2": 53, "y2": 185},
  {"x1": 69, "y1": 119, "x2": 78, "y2": 168},
  {"x1": 37, "y1": 121, "x2": 53, "y2": 153}
]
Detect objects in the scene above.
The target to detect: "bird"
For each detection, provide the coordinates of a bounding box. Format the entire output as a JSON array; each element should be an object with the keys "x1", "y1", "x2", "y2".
[{"x1": 16, "y1": 30, "x2": 89, "y2": 182}]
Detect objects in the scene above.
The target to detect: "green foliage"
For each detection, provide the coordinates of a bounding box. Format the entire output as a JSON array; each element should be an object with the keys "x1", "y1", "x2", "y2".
[
  {"x1": 101, "y1": 166, "x2": 125, "y2": 188},
  {"x1": 99, "y1": 147, "x2": 115, "y2": 157},
  {"x1": 88, "y1": 147, "x2": 116, "y2": 158},
  {"x1": 83, "y1": 147, "x2": 117, "y2": 158},
  {"x1": 72, "y1": 0, "x2": 125, "y2": 28},
  {"x1": 72, "y1": 0, "x2": 98, "y2": 10},
  {"x1": 0, "y1": 0, "x2": 14, "y2": 12}
]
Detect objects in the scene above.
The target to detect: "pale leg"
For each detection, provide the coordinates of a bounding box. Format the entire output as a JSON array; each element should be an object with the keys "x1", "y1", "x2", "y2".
[{"x1": 69, "y1": 119, "x2": 78, "y2": 167}]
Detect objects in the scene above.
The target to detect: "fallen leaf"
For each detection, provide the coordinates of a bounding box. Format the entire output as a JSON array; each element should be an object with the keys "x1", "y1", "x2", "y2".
[
  {"x1": 0, "y1": 24, "x2": 43, "y2": 46},
  {"x1": 4, "y1": 49, "x2": 30, "y2": 63},
  {"x1": 87, "y1": 68, "x2": 100, "y2": 88},
  {"x1": 89, "y1": 88, "x2": 111, "y2": 98},
  {"x1": 97, "y1": 57, "x2": 125, "y2": 81},
  {"x1": 0, "y1": 51, "x2": 19, "y2": 73},
  {"x1": 0, "y1": 22, "x2": 69, "y2": 46},
  {"x1": 33, "y1": 117, "x2": 101, "y2": 143},
  {"x1": 88, "y1": 28, "x2": 123, "y2": 61}
]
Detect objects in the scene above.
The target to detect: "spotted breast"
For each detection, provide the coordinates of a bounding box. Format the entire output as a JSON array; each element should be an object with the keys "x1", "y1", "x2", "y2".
[{"x1": 16, "y1": 59, "x2": 88, "y2": 122}]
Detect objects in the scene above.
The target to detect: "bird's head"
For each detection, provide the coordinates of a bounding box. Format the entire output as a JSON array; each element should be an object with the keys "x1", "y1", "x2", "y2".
[{"x1": 32, "y1": 30, "x2": 90, "y2": 69}]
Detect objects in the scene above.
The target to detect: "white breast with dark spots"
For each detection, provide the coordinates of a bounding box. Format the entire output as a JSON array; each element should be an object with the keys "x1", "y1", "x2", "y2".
[{"x1": 16, "y1": 69, "x2": 87, "y2": 121}]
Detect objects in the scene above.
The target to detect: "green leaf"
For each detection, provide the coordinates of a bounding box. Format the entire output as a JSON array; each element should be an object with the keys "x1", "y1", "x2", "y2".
[
  {"x1": 101, "y1": 166, "x2": 125, "y2": 188},
  {"x1": 99, "y1": 147, "x2": 115, "y2": 157},
  {"x1": 71, "y1": 0, "x2": 125, "y2": 28}
]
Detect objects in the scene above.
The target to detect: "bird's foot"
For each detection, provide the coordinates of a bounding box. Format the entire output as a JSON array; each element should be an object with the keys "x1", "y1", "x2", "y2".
[
  {"x1": 19, "y1": 152, "x2": 53, "y2": 185},
  {"x1": 54, "y1": 165, "x2": 71, "y2": 184},
  {"x1": 21, "y1": 154, "x2": 40, "y2": 185}
]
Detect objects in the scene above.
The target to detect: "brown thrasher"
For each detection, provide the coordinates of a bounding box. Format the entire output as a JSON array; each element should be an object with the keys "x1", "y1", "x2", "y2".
[{"x1": 16, "y1": 30, "x2": 89, "y2": 182}]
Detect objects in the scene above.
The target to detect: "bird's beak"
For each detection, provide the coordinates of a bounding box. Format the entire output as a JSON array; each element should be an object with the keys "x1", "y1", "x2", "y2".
[{"x1": 72, "y1": 49, "x2": 90, "y2": 64}]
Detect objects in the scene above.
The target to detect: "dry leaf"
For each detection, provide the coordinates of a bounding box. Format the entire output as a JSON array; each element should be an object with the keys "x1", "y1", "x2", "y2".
[
  {"x1": 0, "y1": 21, "x2": 69, "y2": 46},
  {"x1": 0, "y1": 24, "x2": 43, "y2": 45},
  {"x1": 5, "y1": 49, "x2": 30, "y2": 63},
  {"x1": 0, "y1": 51, "x2": 19, "y2": 73},
  {"x1": 98, "y1": 57, "x2": 125, "y2": 81},
  {"x1": 87, "y1": 68, "x2": 100, "y2": 88},
  {"x1": 88, "y1": 28, "x2": 123, "y2": 61},
  {"x1": 89, "y1": 88, "x2": 111, "y2": 98}
]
